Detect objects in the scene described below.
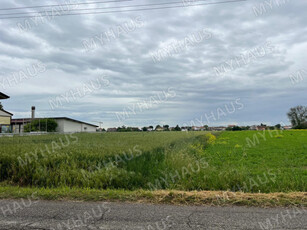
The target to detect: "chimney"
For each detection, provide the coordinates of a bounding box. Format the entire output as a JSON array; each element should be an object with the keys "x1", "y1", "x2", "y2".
[{"x1": 31, "y1": 106, "x2": 35, "y2": 119}]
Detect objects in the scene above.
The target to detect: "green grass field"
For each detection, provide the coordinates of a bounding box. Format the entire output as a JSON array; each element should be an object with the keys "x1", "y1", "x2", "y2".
[{"x1": 0, "y1": 130, "x2": 306, "y2": 194}]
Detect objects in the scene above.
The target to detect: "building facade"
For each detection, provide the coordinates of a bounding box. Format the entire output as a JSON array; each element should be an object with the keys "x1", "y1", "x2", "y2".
[
  {"x1": 0, "y1": 92, "x2": 13, "y2": 133},
  {"x1": 0, "y1": 109, "x2": 13, "y2": 133},
  {"x1": 54, "y1": 117, "x2": 98, "y2": 133}
]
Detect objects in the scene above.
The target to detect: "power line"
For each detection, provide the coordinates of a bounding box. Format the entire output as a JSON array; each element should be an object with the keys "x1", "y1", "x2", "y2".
[
  {"x1": 0, "y1": 0, "x2": 246, "y2": 20},
  {"x1": 0, "y1": 0, "x2": 212, "y2": 16},
  {"x1": 0, "y1": 0, "x2": 132, "y2": 11}
]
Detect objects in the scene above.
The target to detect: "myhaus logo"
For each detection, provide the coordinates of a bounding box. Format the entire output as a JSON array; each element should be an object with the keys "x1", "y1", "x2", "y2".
[
  {"x1": 16, "y1": 0, "x2": 81, "y2": 32},
  {"x1": 82, "y1": 16, "x2": 145, "y2": 52},
  {"x1": 151, "y1": 28, "x2": 212, "y2": 63},
  {"x1": 49, "y1": 76, "x2": 110, "y2": 110},
  {"x1": 17, "y1": 133, "x2": 79, "y2": 169},
  {"x1": 183, "y1": 98, "x2": 244, "y2": 127},
  {"x1": 0, "y1": 62, "x2": 46, "y2": 90},
  {"x1": 115, "y1": 87, "x2": 176, "y2": 122},
  {"x1": 213, "y1": 42, "x2": 275, "y2": 77}
]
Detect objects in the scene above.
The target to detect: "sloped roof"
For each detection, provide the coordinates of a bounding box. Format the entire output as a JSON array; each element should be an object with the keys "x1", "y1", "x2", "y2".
[
  {"x1": 0, "y1": 109, "x2": 13, "y2": 116},
  {"x1": 51, "y1": 117, "x2": 98, "y2": 127},
  {"x1": 0, "y1": 92, "x2": 9, "y2": 100}
]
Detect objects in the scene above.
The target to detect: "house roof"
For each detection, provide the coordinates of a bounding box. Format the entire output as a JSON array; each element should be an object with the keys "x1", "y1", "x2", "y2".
[
  {"x1": 11, "y1": 117, "x2": 98, "y2": 127},
  {"x1": 0, "y1": 92, "x2": 9, "y2": 100},
  {"x1": 0, "y1": 109, "x2": 13, "y2": 116}
]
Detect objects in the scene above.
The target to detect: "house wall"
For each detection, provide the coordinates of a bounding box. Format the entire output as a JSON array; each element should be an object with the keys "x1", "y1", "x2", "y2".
[
  {"x1": 0, "y1": 110, "x2": 11, "y2": 125},
  {"x1": 0, "y1": 116, "x2": 10, "y2": 125}
]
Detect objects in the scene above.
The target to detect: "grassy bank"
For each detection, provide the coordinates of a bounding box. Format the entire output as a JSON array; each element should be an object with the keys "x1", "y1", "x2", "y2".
[
  {"x1": 0, "y1": 185, "x2": 305, "y2": 207},
  {"x1": 0, "y1": 130, "x2": 306, "y2": 194}
]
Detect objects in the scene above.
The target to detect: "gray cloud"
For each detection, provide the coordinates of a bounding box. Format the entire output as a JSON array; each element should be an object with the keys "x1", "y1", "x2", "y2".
[{"x1": 1, "y1": 0, "x2": 306, "y2": 128}]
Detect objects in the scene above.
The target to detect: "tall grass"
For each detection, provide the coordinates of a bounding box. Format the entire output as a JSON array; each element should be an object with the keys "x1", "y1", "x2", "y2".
[{"x1": 0, "y1": 131, "x2": 306, "y2": 193}]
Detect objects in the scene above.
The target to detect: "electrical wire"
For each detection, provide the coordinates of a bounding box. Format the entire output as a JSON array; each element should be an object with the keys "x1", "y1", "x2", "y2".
[
  {"x1": 0, "y1": 0, "x2": 213, "y2": 16},
  {"x1": 0, "y1": 0, "x2": 246, "y2": 20},
  {"x1": 0, "y1": 0, "x2": 133, "y2": 11}
]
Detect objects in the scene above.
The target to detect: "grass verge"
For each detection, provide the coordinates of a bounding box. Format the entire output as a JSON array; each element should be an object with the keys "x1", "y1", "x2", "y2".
[{"x1": 0, "y1": 186, "x2": 305, "y2": 208}]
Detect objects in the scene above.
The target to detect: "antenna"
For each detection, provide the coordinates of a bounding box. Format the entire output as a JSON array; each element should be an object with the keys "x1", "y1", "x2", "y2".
[{"x1": 92, "y1": 121, "x2": 103, "y2": 129}]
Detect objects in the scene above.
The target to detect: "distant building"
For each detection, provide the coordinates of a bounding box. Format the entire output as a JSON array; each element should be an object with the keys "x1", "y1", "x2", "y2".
[
  {"x1": 11, "y1": 106, "x2": 98, "y2": 133},
  {"x1": 256, "y1": 126, "x2": 267, "y2": 131},
  {"x1": 96, "y1": 128, "x2": 106, "y2": 132},
  {"x1": 155, "y1": 127, "x2": 164, "y2": 131},
  {"x1": 282, "y1": 125, "x2": 292, "y2": 130},
  {"x1": 107, "y1": 128, "x2": 117, "y2": 132},
  {"x1": 209, "y1": 126, "x2": 226, "y2": 131},
  {"x1": 130, "y1": 127, "x2": 141, "y2": 132}
]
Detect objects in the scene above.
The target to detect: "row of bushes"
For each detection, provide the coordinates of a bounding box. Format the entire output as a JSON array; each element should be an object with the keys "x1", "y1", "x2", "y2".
[{"x1": 24, "y1": 119, "x2": 58, "y2": 132}]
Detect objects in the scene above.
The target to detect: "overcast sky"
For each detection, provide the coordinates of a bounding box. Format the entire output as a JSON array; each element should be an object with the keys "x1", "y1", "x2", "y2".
[{"x1": 0, "y1": 0, "x2": 306, "y2": 128}]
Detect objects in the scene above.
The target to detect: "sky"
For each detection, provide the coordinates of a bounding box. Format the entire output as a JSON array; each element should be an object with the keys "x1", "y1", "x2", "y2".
[{"x1": 0, "y1": 0, "x2": 306, "y2": 128}]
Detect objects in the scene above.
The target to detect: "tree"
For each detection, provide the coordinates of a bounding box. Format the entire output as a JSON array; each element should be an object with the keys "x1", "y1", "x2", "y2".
[
  {"x1": 226, "y1": 126, "x2": 242, "y2": 131},
  {"x1": 174, "y1": 125, "x2": 181, "y2": 131},
  {"x1": 0, "y1": 102, "x2": 3, "y2": 110},
  {"x1": 163, "y1": 125, "x2": 169, "y2": 131},
  {"x1": 275, "y1": 124, "x2": 281, "y2": 130},
  {"x1": 117, "y1": 126, "x2": 127, "y2": 132},
  {"x1": 142, "y1": 127, "x2": 148, "y2": 131},
  {"x1": 24, "y1": 118, "x2": 58, "y2": 132},
  {"x1": 287, "y1": 106, "x2": 307, "y2": 129}
]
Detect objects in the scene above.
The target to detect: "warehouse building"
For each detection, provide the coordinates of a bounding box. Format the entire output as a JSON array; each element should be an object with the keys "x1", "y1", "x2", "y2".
[
  {"x1": 11, "y1": 107, "x2": 98, "y2": 133},
  {"x1": 53, "y1": 117, "x2": 98, "y2": 133},
  {"x1": 11, "y1": 117, "x2": 98, "y2": 133},
  {"x1": 1, "y1": 94, "x2": 98, "y2": 134},
  {"x1": 0, "y1": 92, "x2": 13, "y2": 133}
]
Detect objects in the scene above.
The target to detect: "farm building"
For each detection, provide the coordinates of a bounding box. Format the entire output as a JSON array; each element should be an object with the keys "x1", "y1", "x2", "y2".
[
  {"x1": 0, "y1": 92, "x2": 13, "y2": 133},
  {"x1": 53, "y1": 117, "x2": 98, "y2": 133},
  {"x1": 11, "y1": 106, "x2": 98, "y2": 133},
  {"x1": 11, "y1": 117, "x2": 98, "y2": 133}
]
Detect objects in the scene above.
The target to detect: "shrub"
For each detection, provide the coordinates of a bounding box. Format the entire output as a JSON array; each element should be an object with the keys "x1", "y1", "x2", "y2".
[
  {"x1": 24, "y1": 119, "x2": 58, "y2": 132},
  {"x1": 206, "y1": 133, "x2": 216, "y2": 145}
]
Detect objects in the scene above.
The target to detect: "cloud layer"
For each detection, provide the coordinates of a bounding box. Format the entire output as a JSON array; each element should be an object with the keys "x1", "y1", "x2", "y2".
[{"x1": 0, "y1": 0, "x2": 306, "y2": 128}]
